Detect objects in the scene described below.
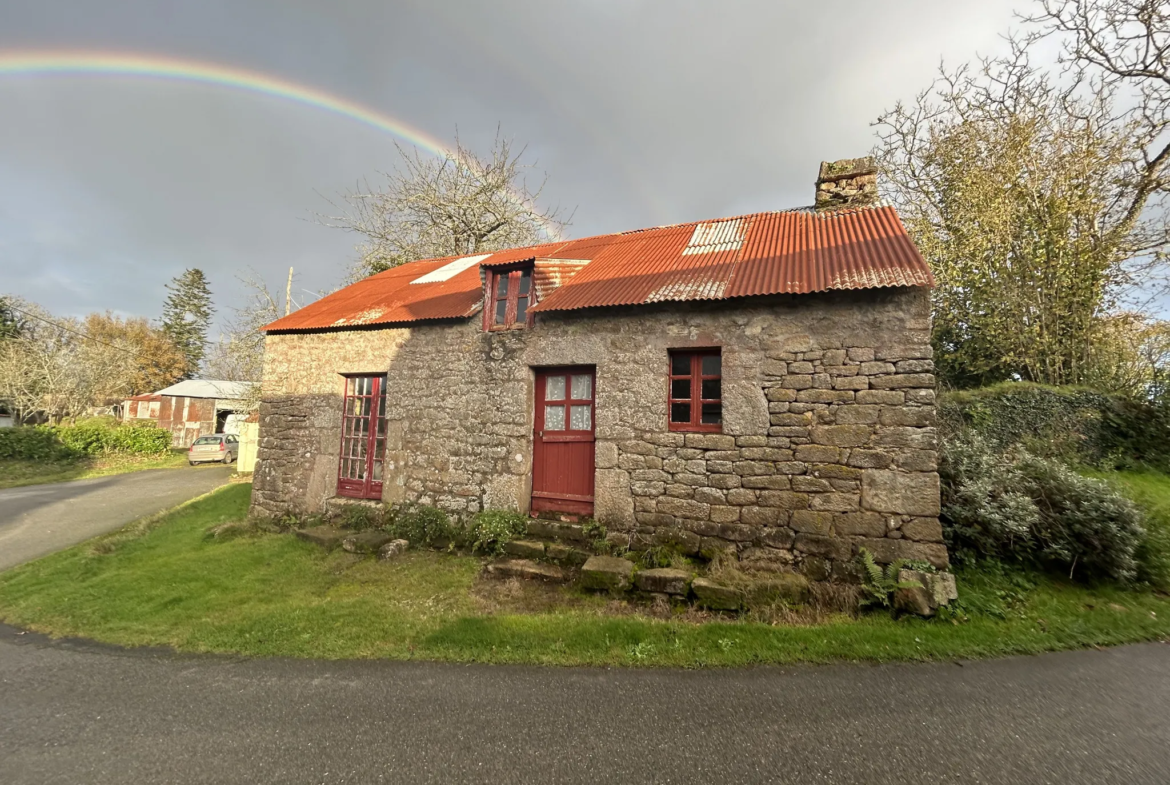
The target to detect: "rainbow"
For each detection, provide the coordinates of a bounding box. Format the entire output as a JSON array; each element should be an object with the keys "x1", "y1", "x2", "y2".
[{"x1": 0, "y1": 50, "x2": 562, "y2": 241}]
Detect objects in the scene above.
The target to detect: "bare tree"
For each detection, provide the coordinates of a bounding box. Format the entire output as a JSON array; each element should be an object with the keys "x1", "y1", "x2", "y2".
[
  {"x1": 322, "y1": 130, "x2": 569, "y2": 280},
  {"x1": 0, "y1": 301, "x2": 138, "y2": 423},
  {"x1": 202, "y1": 270, "x2": 282, "y2": 385}
]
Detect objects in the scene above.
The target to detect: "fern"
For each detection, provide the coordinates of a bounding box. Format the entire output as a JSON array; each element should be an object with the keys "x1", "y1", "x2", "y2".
[{"x1": 858, "y1": 548, "x2": 923, "y2": 609}]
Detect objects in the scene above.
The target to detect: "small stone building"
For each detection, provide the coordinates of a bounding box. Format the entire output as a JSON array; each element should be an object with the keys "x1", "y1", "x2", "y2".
[{"x1": 254, "y1": 159, "x2": 948, "y2": 576}]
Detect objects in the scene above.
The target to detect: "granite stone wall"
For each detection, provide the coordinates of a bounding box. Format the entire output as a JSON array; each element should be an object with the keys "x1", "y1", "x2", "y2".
[{"x1": 252, "y1": 287, "x2": 946, "y2": 574}]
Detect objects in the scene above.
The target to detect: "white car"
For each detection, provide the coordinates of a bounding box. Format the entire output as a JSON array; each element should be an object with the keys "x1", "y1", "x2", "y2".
[{"x1": 188, "y1": 434, "x2": 239, "y2": 465}]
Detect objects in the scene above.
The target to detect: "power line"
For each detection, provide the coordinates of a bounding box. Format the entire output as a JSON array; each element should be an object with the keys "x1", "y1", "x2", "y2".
[{"x1": 5, "y1": 303, "x2": 172, "y2": 370}]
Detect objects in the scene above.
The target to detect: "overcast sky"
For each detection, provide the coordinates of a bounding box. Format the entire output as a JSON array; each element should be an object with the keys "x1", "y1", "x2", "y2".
[{"x1": 0, "y1": 0, "x2": 1023, "y2": 334}]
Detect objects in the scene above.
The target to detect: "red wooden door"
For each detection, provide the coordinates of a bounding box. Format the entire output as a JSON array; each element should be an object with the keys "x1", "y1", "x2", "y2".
[
  {"x1": 337, "y1": 376, "x2": 387, "y2": 500},
  {"x1": 531, "y1": 367, "x2": 596, "y2": 516}
]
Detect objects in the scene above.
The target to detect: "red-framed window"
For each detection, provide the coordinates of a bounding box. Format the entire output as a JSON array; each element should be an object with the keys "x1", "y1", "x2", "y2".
[
  {"x1": 484, "y1": 266, "x2": 534, "y2": 330},
  {"x1": 337, "y1": 375, "x2": 387, "y2": 500},
  {"x1": 668, "y1": 349, "x2": 722, "y2": 432}
]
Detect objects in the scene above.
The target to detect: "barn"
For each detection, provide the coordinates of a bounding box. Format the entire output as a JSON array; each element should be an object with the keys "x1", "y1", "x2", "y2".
[
  {"x1": 252, "y1": 158, "x2": 948, "y2": 576},
  {"x1": 126, "y1": 380, "x2": 256, "y2": 447}
]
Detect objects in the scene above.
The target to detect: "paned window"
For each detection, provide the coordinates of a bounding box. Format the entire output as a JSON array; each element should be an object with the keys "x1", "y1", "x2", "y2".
[
  {"x1": 668, "y1": 349, "x2": 722, "y2": 432},
  {"x1": 337, "y1": 375, "x2": 387, "y2": 500},
  {"x1": 486, "y1": 267, "x2": 534, "y2": 329}
]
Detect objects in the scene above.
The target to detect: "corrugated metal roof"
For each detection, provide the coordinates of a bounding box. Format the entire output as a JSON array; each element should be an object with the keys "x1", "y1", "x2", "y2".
[
  {"x1": 154, "y1": 380, "x2": 258, "y2": 399},
  {"x1": 262, "y1": 204, "x2": 933, "y2": 332}
]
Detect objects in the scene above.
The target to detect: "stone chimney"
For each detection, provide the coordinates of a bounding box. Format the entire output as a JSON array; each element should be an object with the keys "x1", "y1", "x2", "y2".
[{"x1": 815, "y1": 156, "x2": 879, "y2": 210}]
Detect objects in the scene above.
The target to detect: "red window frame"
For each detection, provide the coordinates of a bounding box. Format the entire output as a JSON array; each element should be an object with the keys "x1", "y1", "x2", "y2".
[
  {"x1": 483, "y1": 265, "x2": 535, "y2": 330},
  {"x1": 668, "y1": 349, "x2": 722, "y2": 432},
  {"x1": 336, "y1": 375, "x2": 387, "y2": 500}
]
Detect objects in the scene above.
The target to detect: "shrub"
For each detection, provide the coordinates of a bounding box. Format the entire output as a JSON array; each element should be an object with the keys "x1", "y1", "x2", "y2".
[
  {"x1": 0, "y1": 421, "x2": 171, "y2": 460},
  {"x1": 387, "y1": 504, "x2": 453, "y2": 547},
  {"x1": 1016, "y1": 458, "x2": 1145, "y2": 583},
  {"x1": 335, "y1": 504, "x2": 383, "y2": 531},
  {"x1": 466, "y1": 510, "x2": 528, "y2": 556},
  {"x1": 857, "y1": 549, "x2": 922, "y2": 610},
  {"x1": 940, "y1": 382, "x2": 1170, "y2": 470},
  {"x1": 0, "y1": 426, "x2": 79, "y2": 461},
  {"x1": 940, "y1": 432, "x2": 1146, "y2": 583}
]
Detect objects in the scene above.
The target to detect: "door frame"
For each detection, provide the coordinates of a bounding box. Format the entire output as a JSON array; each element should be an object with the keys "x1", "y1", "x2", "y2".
[
  {"x1": 531, "y1": 365, "x2": 597, "y2": 516},
  {"x1": 336, "y1": 374, "x2": 387, "y2": 500}
]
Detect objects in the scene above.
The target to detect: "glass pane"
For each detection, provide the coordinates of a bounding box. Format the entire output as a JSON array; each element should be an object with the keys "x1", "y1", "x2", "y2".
[
  {"x1": 372, "y1": 460, "x2": 383, "y2": 481},
  {"x1": 701, "y1": 379, "x2": 721, "y2": 400},
  {"x1": 495, "y1": 274, "x2": 509, "y2": 297},
  {"x1": 671, "y1": 353, "x2": 690, "y2": 375},
  {"x1": 346, "y1": 377, "x2": 355, "y2": 395},
  {"x1": 515, "y1": 296, "x2": 527, "y2": 322},
  {"x1": 519, "y1": 270, "x2": 531, "y2": 295},
  {"x1": 494, "y1": 298, "x2": 508, "y2": 325},
  {"x1": 571, "y1": 374, "x2": 592, "y2": 400},
  {"x1": 570, "y1": 405, "x2": 591, "y2": 431},
  {"x1": 671, "y1": 378, "x2": 691, "y2": 400},
  {"x1": 546, "y1": 375, "x2": 565, "y2": 400},
  {"x1": 544, "y1": 404, "x2": 566, "y2": 430},
  {"x1": 701, "y1": 402, "x2": 722, "y2": 424},
  {"x1": 379, "y1": 395, "x2": 386, "y2": 417},
  {"x1": 671, "y1": 402, "x2": 691, "y2": 423},
  {"x1": 702, "y1": 354, "x2": 721, "y2": 376}
]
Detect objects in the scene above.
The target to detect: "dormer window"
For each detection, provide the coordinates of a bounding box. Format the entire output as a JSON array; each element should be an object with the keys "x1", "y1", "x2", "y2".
[{"x1": 485, "y1": 265, "x2": 535, "y2": 330}]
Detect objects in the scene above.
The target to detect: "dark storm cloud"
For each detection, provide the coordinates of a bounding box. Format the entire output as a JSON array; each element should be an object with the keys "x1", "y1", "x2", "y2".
[{"x1": 0, "y1": 0, "x2": 1021, "y2": 333}]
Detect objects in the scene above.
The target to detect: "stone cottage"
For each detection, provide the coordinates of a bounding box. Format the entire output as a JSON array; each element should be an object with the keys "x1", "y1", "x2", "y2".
[{"x1": 254, "y1": 158, "x2": 948, "y2": 576}]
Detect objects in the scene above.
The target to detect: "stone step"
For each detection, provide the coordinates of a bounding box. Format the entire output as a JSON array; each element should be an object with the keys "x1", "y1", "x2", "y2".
[
  {"x1": 504, "y1": 538, "x2": 592, "y2": 565},
  {"x1": 485, "y1": 559, "x2": 567, "y2": 583},
  {"x1": 294, "y1": 526, "x2": 347, "y2": 550},
  {"x1": 580, "y1": 555, "x2": 635, "y2": 592}
]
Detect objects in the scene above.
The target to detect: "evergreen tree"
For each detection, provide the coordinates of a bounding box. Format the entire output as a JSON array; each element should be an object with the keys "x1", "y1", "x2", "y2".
[
  {"x1": 160, "y1": 269, "x2": 214, "y2": 377},
  {"x1": 0, "y1": 296, "x2": 24, "y2": 340}
]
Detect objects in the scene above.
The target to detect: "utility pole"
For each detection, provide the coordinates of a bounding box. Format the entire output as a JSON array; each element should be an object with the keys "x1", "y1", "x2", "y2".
[{"x1": 285, "y1": 266, "x2": 293, "y2": 316}]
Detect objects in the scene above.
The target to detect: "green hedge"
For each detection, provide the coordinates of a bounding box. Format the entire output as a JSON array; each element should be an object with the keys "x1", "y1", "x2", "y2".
[
  {"x1": 940, "y1": 383, "x2": 1170, "y2": 471},
  {"x1": 0, "y1": 421, "x2": 172, "y2": 461}
]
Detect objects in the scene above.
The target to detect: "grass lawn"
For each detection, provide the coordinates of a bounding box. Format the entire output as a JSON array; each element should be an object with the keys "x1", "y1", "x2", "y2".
[
  {"x1": 2, "y1": 482, "x2": 1169, "y2": 667},
  {"x1": 0, "y1": 450, "x2": 189, "y2": 490}
]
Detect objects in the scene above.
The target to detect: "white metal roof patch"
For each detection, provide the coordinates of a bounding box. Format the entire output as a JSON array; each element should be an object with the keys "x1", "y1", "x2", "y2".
[
  {"x1": 409, "y1": 254, "x2": 492, "y2": 284},
  {"x1": 682, "y1": 218, "x2": 747, "y2": 255}
]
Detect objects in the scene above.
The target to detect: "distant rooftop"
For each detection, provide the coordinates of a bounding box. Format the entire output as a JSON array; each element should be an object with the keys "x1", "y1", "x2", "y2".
[{"x1": 154, "y1": 380, "x2": 257, "y2": 400}]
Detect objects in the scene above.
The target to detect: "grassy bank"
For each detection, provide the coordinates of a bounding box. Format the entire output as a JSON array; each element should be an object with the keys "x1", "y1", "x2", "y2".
[
  {"x1": 0, "y1": 450, "x2": 188, "y2": 490},
  {"x1": 1, "y1": 482, "x2": 1168, "y2": 666}
]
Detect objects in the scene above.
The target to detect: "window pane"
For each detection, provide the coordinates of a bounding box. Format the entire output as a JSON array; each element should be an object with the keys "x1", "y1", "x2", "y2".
[
  {"x1": 544, "y1": 404, "x2": 566, "y2": 430},
  {"x1": 671, "y1": 378, "x2": 691, "y2": 400},
  {"x1": 495, "y1": 274, "x2": 509, "y2": 297},
  {"x1": 670, "y1": 402, "x2": 691, "y2": 423},
  {"x1": 495, "y1": 298, "x2": 508, "y2": 325},
  {"x1": 372, "y1": 460, "x2": 383, "y2": 481},
  {"x1": 515, "y1": 296, "x2": 527, "y2": 322},
  {"x1": 571, "y1": 374, "x2": 592, "y2": 400},
  {"x1": 701, "y1": 379, "x2": 721, "y2": 400},
  {"x1": 701, "y1": 354, "x2": 721, "y2": 376},
  {"x1": 570, "y1": 404, "x2": 591, "y2": 430},
  {"x1": 519, "y1": 270, "x2": 531, "y2": 295},
  {"x1": 701, "y1": 402, "x2": 722, "y2": 424},
  {"x1": 546, "y1": 375, "x2": 566, "y2": 400},
  {"x1": 346, "y1": 377, "x2": 355, "y2": 395},
  {"x1": 671, "y1": 353, "x2": 690, "y2": 375}
]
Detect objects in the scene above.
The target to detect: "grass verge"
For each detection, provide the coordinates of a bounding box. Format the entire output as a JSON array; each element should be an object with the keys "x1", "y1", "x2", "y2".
[
  {"x1": 0, "y1": 450, "x2": 189, "y2": 490},
  {"x1": 2, "y1": 482, "x2": 1169, "y2": 667}
]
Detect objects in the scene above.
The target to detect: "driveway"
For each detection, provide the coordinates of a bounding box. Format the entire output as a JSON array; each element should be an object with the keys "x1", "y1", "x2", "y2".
[
  {"x1": 1, "y1": 626, "x2": 1168, "y2": 784},
  {"x1": 0, "y1": 466, "x2": 233, "y2": 571}
]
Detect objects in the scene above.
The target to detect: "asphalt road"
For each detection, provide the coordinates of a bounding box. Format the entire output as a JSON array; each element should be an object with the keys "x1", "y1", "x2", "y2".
[
  {"x1": 0, "y1": 466, "x2": 233, "y2": 571},
  {"x1": 1, "y1": 626, "x2": 1168, "y2": 785}
]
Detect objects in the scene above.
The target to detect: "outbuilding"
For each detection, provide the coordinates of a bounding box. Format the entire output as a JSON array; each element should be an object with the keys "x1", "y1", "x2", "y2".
[
  {"x1": 132, "y1": 379, "x2": 257, "y2": 447},
  {"x1": 253, "y1": 159, "x2": 948, "y2": 575}
]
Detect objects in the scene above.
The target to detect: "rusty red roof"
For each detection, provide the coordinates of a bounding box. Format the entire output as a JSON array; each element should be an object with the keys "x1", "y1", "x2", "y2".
[{"x1": 263, "y1": 204, "x2": 933, "y2": 332}]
